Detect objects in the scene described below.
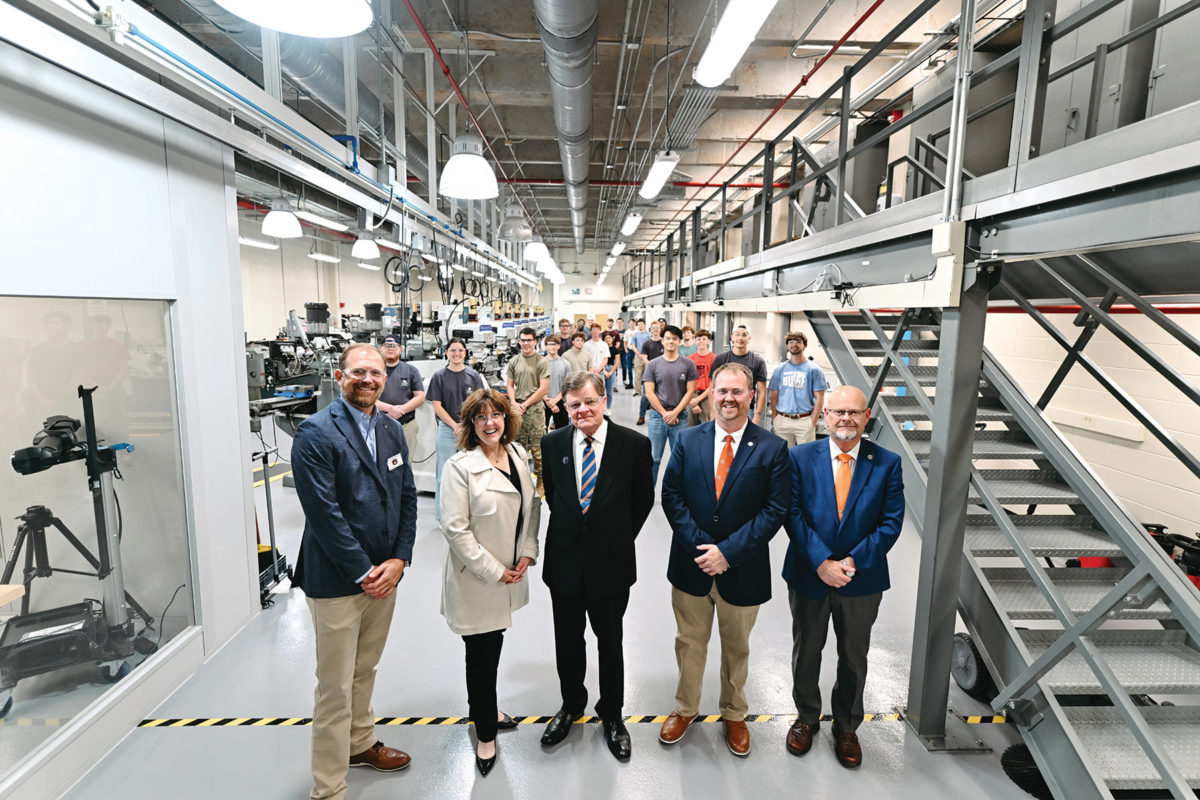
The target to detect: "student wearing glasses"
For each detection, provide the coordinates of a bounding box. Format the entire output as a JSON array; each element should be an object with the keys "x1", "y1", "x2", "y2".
[
  {"x1": 504, "y1": 327, "x2": 551, "y2": 495},
  {"x1": 438, "y1": 388, "x2": 541, "y2": 777},
  {"x1": 782, "y1": 385, "x2": 904, "y2": 769},
  {"x1": 538, "y1": 372, "x2": 653, "y2": 761}
]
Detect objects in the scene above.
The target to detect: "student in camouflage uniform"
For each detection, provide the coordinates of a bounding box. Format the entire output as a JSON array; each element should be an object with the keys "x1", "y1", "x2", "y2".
[{"x1": 504, "y1": 326, "x2": 550, "y2": 494}]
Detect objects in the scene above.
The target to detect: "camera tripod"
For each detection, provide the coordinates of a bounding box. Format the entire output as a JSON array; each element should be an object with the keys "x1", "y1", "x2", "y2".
[{"x1": 1, "y1": 504, "x2": 153, "y2": 628}]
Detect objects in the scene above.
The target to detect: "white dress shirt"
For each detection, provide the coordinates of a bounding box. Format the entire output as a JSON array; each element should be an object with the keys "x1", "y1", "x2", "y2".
[
  {"x1": 573, "y1": 419, "x2": 609, "y2": 496},
  {"x1": 829, "y1": 436, "x2": 862, "y2": 479},
  {"x1": 712, "y1": 419, "x2": 749, "y2": 477}
]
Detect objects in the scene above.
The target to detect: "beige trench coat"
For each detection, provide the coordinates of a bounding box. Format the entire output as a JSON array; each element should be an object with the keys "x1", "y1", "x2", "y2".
[{"x1": 438, "y1": 442, "x2": 541, "y2": 636}]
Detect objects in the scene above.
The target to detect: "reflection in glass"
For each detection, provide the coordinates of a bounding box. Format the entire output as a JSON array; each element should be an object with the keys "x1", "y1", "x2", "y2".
[{"x1": 0, "y1": 298, "x2": 193, "y2": 779}]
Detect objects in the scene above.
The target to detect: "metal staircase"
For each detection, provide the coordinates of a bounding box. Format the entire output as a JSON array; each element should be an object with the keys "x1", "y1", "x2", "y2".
[{"x1": 808, "y1": 298, "x2": 1200, "y2": 799}]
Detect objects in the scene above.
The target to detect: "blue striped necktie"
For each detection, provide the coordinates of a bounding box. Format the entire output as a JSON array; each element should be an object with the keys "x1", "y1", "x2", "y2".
[{"x1": 580, "y1": 436, "x2": 596, "y2": 514}]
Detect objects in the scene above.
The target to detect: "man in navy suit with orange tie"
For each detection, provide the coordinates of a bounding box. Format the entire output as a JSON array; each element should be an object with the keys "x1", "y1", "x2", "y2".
[
  {"x1": 782, "y1": 384, "x2": 904, "y2": 769},
  {"x1": 659, "y1": 362, "x2": 790, "y2": 757}
]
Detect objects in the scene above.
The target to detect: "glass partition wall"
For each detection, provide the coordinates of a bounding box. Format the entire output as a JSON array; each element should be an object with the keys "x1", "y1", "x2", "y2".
[{"x1": 0, "y1": 297, "x2": 194, "y2": 778}]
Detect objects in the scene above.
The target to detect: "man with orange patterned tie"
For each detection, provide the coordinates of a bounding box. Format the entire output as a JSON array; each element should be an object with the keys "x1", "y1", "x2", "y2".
[
  {"x1": 781, "y1": 384, "x2": 904, "y2": 769},
  {"x1": 659, "y1": 363, "x2": 790, "y2": 757}
]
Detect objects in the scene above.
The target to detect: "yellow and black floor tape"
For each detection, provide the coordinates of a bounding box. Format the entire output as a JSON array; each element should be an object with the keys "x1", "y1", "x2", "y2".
[{"x1": 130, "y1": 712, "x2": 1009, "y2": 729}]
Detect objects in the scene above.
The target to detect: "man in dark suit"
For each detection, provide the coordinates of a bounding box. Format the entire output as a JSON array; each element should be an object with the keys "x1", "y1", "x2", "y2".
[
  {"x1": 659, "y1": 362, "x2": 790, "y2": 757},
  {"x1": 782, "y1": 384, "x2": 904, "y2": 769},
  {"x1": 291, "y1": 343, "x2": 418, "y2": 800},
  {"x1": 539, "y1": 372, "x2": 654, "y2": 760}
]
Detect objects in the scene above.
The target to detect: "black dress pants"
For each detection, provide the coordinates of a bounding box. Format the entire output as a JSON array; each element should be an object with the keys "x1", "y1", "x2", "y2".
[
  {"x1": 550, "y1": 583, "x2": 630, "y2": 720},
  {"x1": 789, "y1": 587, "x2": 882, "y2": 733},
  {"x1": 463, "y1": 629, "x2": 505, "y2": 743}
]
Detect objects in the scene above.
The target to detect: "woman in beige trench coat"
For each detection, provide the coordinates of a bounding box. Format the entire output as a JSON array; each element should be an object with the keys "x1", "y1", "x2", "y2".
[{"x1": 439, "y1": 387, "x2": 541, "y2": 776}]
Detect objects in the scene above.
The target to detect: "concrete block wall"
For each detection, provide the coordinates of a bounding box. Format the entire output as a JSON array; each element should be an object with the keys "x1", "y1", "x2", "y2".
[{"x1": 985, "y1": 310, "x2": 1200, "y2": 535}]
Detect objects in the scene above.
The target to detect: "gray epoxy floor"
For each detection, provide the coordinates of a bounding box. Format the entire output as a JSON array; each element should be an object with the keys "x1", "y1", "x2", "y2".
[{"x1": 66, "y1": 387, "x2": 1029, "y2": 799}]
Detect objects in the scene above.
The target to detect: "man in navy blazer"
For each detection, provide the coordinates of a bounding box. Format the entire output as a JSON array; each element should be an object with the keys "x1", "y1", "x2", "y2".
[
  {"x1": 659, "y1": 362, "x2": 790, "y2": 757},
  {"x1": 292, "y1": 343, "x2": 418, "y2": 800},
  {"x1": 782, "y1": 384, "x2": 904, "y2": 769}
]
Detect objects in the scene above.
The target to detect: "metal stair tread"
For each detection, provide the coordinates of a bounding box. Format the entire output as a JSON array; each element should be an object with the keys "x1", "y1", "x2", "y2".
[
  {"x1": 968, "y1": 479, "x2": 1079, "y2": 504},
  {"x1": 908, "y1": 437, "x2": 1043, "y2": 459},
  {"x1": 1020, "y1": 630, "x2": 1200, "y2": 693},
  {"x1": 1062, "y1": 706, "x2": 1200, "y2": 789},
  {"x1": 981, "y1": 567, "x2": 1172, "y2": 619},
  {"x1": 966, "y1": 526, "x2": 1120, "y2": 557},
  {"x1": 848, "y1": 339, "x2": 942, "y2": 355}
]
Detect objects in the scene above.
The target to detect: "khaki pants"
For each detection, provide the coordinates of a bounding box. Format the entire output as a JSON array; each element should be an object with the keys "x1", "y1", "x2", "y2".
[
  {"x1": 633, "y1": 356, "x2": 646, "y2": 396},
  {"x1": 515, "y1": 403, "x2": 546, "y2": 492},
  {"x1": 307, "y1": 591, "x2": 397, "y2": 800},
  {"x1": 401, "y1": 418, "x2": 419, "y2": 460},
  {"x1": 688, "y1": 397, "x2": 711, "y2": 427},
  {"x1": 773, "y1": 414, "x2": 816, "y2": 447},
  {"x1": 671, "y1": 584, "x2": 760, "y2": 720}
]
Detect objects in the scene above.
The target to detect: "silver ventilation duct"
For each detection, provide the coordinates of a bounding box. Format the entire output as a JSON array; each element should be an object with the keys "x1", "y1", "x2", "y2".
[
  {"x1": 186, "y1": 0, "x2": 430, "y2": 183},
  {"x1": 534, "y1": 0, "x2": 597, "y2": 254}
]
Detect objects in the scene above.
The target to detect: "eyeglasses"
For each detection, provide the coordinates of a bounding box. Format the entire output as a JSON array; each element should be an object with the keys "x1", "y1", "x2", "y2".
[
  {"x1": 566, "y1": 397, "x2": 603, "y2": 412},
  {"x1": 473, "y1": 411, "x2": 506, "y2": 424},
  {"x1": 714, "y1": 388, "x2": 748, "y2": 398},
  {"x1": 345, "y1": 368, "x2": 385, "y2": 380},
  {"x1": 825, "y1": 408, "x2": 867, "y2": 418},
  {"x1": 519, "y1": 338, "x2": 536, "y2": 344}
]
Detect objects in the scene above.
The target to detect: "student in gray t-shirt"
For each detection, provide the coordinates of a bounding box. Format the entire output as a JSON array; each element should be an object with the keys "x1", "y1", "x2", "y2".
[
  {"x1": 427, "y1": 338, "x2": 486, "y2": 523},
  {"x1": 643, "y1": 325, "x2": 699, "y2": 484}
]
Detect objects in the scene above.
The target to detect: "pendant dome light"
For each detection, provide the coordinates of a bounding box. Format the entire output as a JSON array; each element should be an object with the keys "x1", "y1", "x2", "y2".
[
  {"x1": 262, "y1": 197, "x2": 302, "y2": 239},
  {"x1": 440, "y1": 130, "x2": 499, "y2": 199},
  {"x1": 497, "y1": 203, "x2": 533, "y2": 242}
]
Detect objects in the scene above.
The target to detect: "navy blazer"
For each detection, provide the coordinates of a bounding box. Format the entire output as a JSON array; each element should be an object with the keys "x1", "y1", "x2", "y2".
[
  {"x1": 661, "y1": 420, "x2": 790, "y2": 607},
  {"x1": 292, "y1": 397, "x2": 418, "y2": 599},
  {"x1": 782, "y1": 438, "x2": 904, "y2": 599}
]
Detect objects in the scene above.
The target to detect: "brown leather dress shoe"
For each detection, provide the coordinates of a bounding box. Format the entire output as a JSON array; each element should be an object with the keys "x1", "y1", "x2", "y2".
[
  {"x1": 349, "y1": 741, "x2": 411, "y2": 772},
  {"x1": 723, "y1": 718, "x2": 750, "y2": 756},
  {"x1": 833, "y1": 729, "x2": 862, "y2": 768},
  {"x1": 786, "y1": 720, "x2": 817, "y2": 756},
  {"x1": 658, "y1": 712, "x2": 697, "y2": 744}
]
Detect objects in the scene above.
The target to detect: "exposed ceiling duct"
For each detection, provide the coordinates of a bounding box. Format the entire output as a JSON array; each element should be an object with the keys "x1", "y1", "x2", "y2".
[
  {"x1": 534, "y1": 0, "x2": 597, "y2": 254},
  {"x1": 185, "y1": 0, "x2": 430, "y2": 184}
]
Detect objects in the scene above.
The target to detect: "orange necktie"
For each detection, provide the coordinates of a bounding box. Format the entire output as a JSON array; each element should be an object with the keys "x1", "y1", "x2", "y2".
[
  {"x1": 836, "y1": 453, "x2": 853, "y2": 520},
  {"x1": 715, "y1": 435, "x2": 734, "y2": 499}
]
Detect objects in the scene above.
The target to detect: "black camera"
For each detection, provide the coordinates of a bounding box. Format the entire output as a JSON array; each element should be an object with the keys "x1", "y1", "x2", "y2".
[{"x1": 12, "y1": 415, "x2": 84, "y2": 475}]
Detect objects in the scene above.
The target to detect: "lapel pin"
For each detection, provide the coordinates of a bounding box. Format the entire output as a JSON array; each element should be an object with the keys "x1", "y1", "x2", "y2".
[
  {"x1": 562, "y1": 457, "x2": 569, "y2": 464},
  {"x1": 867, "y1": 454, "x2": 874, "y2": 460},
  {"x1": 748, "y1": 441, "x2": 754, "y2": 447}
]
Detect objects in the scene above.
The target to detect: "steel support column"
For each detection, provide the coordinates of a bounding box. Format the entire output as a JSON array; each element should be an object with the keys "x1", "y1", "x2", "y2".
[
  {"x1": 261, "y1": 28, "x2": 282, "y2": 101},
  {"x1": 905, "y1": 268, "x2": 994, "y2": 750},
  {"x1": 664, "y1": 232, "x2": 674, "y2": 306},
  {"x1": 1008, "y1": 0, "x2": 1055, "y2": 166},
  {"x1": 690, "y1": 208, "x2": 701, "y2": 303},
  {"x1": 424, "y1": 50, "x2": 438, "y2": 206},
  {"x1": 836, "y1": 66, "x2": 852, "y2": 225},
  {"x1": 760, "y1": 141, "x2": 775, "y2": 249}
]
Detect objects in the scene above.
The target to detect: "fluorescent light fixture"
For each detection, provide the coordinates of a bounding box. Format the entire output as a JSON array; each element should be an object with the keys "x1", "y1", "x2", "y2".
[
  {"x1": 524, "y1": 237, "x2": 551, "y2": 263},
  {"x1": 214, "y1": 0, "x2": 372, "y2": 38},
  {"x1": 605, "y1": 255, "x2": 617, "y2": 267},
  {"x1": 294, "y1": 209, "x2": 349, "y2": 232},
  {"x1": 497, "y1": 204, "x2": 533, "y2": 242},
  {"x1": 471, "y1": 270, "x2": 484, "y2": 277},
  {"x1": 307, "y1": 245, "x2": 341, "y2": 264},
  {"x1": 602, "y1": 266, "x2": 612, "y2": 273},
  {"x1": 638, "y1": 150, "x2": 681, "y2": 199},
  {"x1": 351, "y1": 231, "x2": 380, "y2": 261},
  {"x1": 610, "y1": 241, "x2": 626, "y2": 257},
  {"x1": 451, "y1": 263, "x2": 466, "y2": 273},
  {"x1": 620, "y1": 212, "x2": 643, "y2": 236},
  {"x1": 418, "y1": 274, "x2": 434, "y2": 281},
  {"x1": 439, "y1": 131, "x2": 499, "y2": 199},
  {"x1": 239, "y1": 235, "x2": 279, "y2": 250},
  {"x1": 693, "y1": 0, "x2": 780, "y2": 88},
  {"x1": 356, "y1": 262, "x2": 381, "y2": 271},
  {"x1": 262, "y1": 197, "x2": 302, "y2": 239}
]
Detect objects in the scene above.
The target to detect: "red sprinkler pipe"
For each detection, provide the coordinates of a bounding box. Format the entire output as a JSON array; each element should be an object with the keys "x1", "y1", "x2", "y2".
[{"x1": 400, "y1": 0, "x2": 534, "y2": 222}]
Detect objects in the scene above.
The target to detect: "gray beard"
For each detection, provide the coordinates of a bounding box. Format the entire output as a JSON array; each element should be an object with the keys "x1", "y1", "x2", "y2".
[{"x1": 832, "y1": 427, "x2": 860, "y2": 442}]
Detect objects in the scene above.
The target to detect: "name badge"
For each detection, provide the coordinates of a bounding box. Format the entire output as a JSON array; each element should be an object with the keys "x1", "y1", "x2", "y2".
[{"x1": 387, "y1": 452, "x2": 404, "y2": 470}]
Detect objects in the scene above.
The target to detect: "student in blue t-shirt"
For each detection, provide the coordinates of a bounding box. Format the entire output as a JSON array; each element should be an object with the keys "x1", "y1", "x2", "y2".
[{"x1": 768, "y1": 330, "x2": 828, "y2": 446}]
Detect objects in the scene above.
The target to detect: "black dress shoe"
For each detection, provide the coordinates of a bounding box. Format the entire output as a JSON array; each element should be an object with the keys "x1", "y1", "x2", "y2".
[
  {"x1": 541, "y1": 707, "x2": 583, "y2": 746},
  {"x1": 476, "y1": 741, "x2": 497, "y2": 776},
  {"x1": 497, "y1": 713, "x2": 519, "y2": 730},
  {"x1": 602, "y1": 718, "x2": 631, "y2": 761}
]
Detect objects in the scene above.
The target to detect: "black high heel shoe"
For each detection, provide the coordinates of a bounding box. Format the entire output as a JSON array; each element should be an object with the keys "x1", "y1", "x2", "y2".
[
  {"x1": 497, "y1": 713, "x2": 519, "y2": 730},
  {"x1": 476, "y1": 740, "x2": 497, "y2": 777}
]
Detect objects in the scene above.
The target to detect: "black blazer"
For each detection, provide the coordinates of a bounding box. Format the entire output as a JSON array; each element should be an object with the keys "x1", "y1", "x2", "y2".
[
  {"x1": 540, "y1": 418, "x2": 654, "y2": 595},
  {"x1": 661, "y1": 420, "x2": 790, "y2": 607},
  {"x1": 291, "y1": 397, "x2": 418, "y2": 598}
]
